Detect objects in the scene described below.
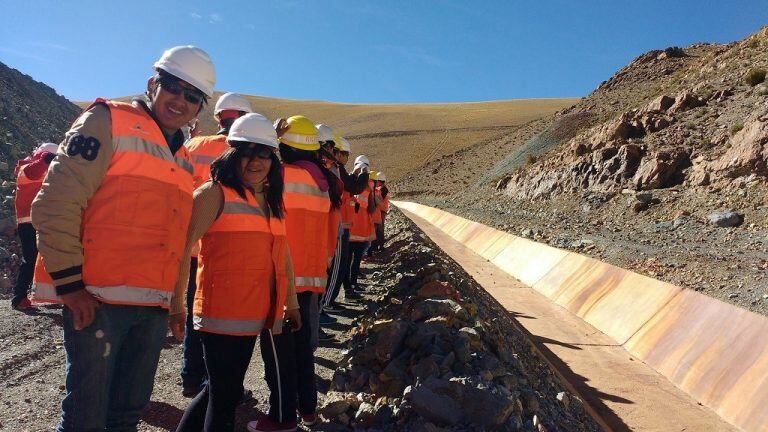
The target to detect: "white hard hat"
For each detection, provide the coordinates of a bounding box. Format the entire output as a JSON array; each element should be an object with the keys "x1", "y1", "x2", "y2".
[
  {"x1": 315, "y1": 124, "x2": 334, "y2": 142},
  {"x1": 377, "y1": 172, "x2": 386, "y2": 182},
  {"x1": 354, "y1": 155, "x2": 369, "y2": 166},
  {"x1": 214, "y1": 92, "x2": 252, "y2": 115},
  {"x1": 37, "y1": 142, "x2": 58, "y2": 154},
  {"x1": 153, "y1": 46, "x2": 216, "y2": 97},
  {"x1": 227, "y1": 113, "x2": 279, "y2": 149}
]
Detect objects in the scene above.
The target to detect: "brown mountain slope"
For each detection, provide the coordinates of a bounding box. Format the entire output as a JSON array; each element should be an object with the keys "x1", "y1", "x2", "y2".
[
  {"x1": 398, "y1": 27, "x2": 768, "y2": 315},
  {"x1": 80, "y1": 95, "x2": 576, "y2": 181},
  {"x1": 0, "y1": 62, "x2": 81, "y2": 180}
]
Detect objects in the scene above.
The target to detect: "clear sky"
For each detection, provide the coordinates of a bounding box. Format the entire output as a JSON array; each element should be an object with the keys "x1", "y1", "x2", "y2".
[{"x1": 1, "y1": 0, "x2": 766, "y2": 103}]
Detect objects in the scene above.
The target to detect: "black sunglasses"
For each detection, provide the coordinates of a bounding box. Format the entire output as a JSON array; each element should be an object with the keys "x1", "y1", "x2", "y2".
[
  {"x1": 158, "y1": 76, "x2": 205, "y2": 105},
  {"x1": 240, "y1": 144, "x2": 274, "y2": 160}
]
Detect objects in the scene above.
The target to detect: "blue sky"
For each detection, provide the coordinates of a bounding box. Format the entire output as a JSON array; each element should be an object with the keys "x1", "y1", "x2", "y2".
[{"x1": 1, "y1": 1, "x2": 766, "y2": 103}]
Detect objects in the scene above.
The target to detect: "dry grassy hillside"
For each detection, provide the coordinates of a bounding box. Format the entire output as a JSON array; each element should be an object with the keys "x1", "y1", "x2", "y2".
[{"x1": 80, "y1": 96, "x2": 576, "y2": 180}]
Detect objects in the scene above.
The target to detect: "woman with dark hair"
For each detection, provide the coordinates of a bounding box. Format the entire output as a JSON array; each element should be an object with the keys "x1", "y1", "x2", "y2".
[
  {"x1": 249, "y1": 115, "x2": 337, "y2": 432},
  {"x1": 175, "y1": 113, "x2": 301, "y2": 432}
]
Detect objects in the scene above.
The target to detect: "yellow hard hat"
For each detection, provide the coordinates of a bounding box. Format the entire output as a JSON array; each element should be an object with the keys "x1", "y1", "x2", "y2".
[
  {"x1": 280, "y1": 115, "x2": 319, "y2": 151},
  {"x1": 369, "y1": 170, "x2": 378, "y2": 181}
]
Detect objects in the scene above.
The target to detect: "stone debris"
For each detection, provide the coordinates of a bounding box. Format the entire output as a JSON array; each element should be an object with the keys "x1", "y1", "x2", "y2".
[{"x1": 319, "y1": 213, "x2": 598, "y2": 431}]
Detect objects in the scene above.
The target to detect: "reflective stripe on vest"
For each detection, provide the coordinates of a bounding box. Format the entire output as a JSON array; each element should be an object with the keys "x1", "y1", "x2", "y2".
[
  {"x1": 195, "y1": 185, "x2": 288, "y2": 336},
  {"x1": 193, "y1": 316, "x2": 266, "y2": 335},
  {"x1": 283, "y1": 164, "x2": 331, "y2": 294},
  {"x1": 77, "y1": 99, "x2": 193, "y2": 308},
  {"x1": 185, "y1": 135, "x2": 228, "y2": 189},
  {"x1": 15, "y1": 168, "x2": 43, "y2": 223},
  {"x1": 31, "y1": 254, "x2": 58, "y2": 304}
]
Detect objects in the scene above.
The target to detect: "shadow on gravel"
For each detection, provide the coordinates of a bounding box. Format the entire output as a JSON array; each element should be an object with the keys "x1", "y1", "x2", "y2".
[
  {"x1": 314, "y1": 356, "x2": 338, "y2": 370},
  {"x1": 142, "y1": 401, "x2": 184, "y2": 430},
  {"x1": 315, "y1": 373, "x2": 331, "y2": 394}
]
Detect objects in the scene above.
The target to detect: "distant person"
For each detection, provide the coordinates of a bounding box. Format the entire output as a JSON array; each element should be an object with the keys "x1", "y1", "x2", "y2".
[
  {"x1": 373, "y1": 171, "x2": 390, "y2": 253},
  {"x1": 31, "y1": 45, "x2": 215, "y2": 431},
  {"x1": 249, "y1": 115, "x2": 340, "y2": 432},
  {"x1": 347, "y1": 156, "x2": 375, "y2": 293},
  {"x1": 10, "y1": 142, "x2": 57, "y2": 310},
  {"x1": 367, "y1": 171, "x2": 383, "y2": 257},
  {"x1": 175, "y1": 113, "x2": 300, "y2": 432},
  {"x1": 181, "y1": 92, "x2": 254, "y2": 398}
]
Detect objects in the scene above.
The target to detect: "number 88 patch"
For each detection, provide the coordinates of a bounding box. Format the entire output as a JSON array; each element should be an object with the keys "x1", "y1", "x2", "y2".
[{"x1": 66, "y1": 134, "x2": 101, "y2": 161}]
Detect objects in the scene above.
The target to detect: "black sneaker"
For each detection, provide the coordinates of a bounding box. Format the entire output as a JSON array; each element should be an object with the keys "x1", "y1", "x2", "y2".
[
  {"x1": 344, "y1": 290, "x2": 362, "y2": 300},
  {"x1": 323, "y1": 303, "x2": 345, "y2": 313}
]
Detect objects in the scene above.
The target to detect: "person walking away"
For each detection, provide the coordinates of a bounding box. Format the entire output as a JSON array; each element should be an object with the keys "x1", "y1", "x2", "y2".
[
  {"x1": 347, "y1": 156, "x2": 375, "y2": 293},
  {"x1": 248, "y1": 115, "x2": 341, "y2": 432},
  {"x1": 11, "y1": 142, "x2": 57, "y2": 310},
  {"x1": 181, "y1": 92, "x2": 254, "y2": 397},
  {"x1": 175, "y1": 113, "x2": 300, "y2": 432},
  {"x1": 31, "y1": 45, "x2": 215, "y2": 431}
]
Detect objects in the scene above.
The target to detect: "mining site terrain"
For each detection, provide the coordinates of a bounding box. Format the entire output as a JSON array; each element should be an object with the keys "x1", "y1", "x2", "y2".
[{"x1": 1, "y1": 25, "x2": 767, "y2": 432}]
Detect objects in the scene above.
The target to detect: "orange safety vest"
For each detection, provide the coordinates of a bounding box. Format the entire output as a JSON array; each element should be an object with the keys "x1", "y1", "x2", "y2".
[
  {"x1": 14, "y1": 168, "x2": 44, "y2": 224},
  {"x1": 194, "y1": 185, "x2": 288, "y2": 335},
  {"x1": 341, "y1": 190, "x2": 354, "y2": 229},
  {"x1": 283, "y1": 163, "x2": 331, "y2": 294},
  {"x1": 31, "y1": 255, "x2": 56, "y2": 304},
  {"x1": 33, "y1": 99, "x2": 194, "y2": 307},
  {"x1": 378, "y1": 187, "x2": 390, "y2": 213},
  {"x1": 350, "y1": 186, "x2": 374, "y2": 242},
  {"x1": 185, "y1": 134, "x2": 228, "y2": 189}
]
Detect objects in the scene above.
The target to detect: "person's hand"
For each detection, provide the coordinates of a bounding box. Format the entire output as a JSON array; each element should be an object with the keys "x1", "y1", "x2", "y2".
[
  {"x1": 274, "y1": 118, "x2": 289, "y2": 138},
  {"x1": 169, "y1": 312, "x2": 186, "y2": 342},
  {"x1": 189, "y1": 119, "x2": 200, "y2": 138},
  {"x1": 284, "y1": 308, "x2": 302, "y2": 332},
  {"x1": 60, "y1": 290, "x2": 100, "y2": 330}
]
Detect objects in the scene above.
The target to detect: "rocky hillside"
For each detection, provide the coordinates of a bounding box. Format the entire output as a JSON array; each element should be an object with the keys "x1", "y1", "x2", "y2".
[
  {"x1": 396, "y1": 27, "x2": 768, "y2": 315},
  {"x1": 0, "y1": 61, "x2": 81, "y2": 180}
]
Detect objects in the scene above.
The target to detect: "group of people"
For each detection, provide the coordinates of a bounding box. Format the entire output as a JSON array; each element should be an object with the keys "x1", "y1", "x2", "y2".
[{"x1": 10, "y1": 45, "x2": 390, "y2": 432}]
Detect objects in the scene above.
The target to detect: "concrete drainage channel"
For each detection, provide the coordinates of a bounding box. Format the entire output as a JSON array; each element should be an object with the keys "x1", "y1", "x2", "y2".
[
  {"x1": 317, "y1": 209, "x2": 599, "y2": 431},
  {"x1": 393, "y1": 200, "x2": 768, "y2": 432}
]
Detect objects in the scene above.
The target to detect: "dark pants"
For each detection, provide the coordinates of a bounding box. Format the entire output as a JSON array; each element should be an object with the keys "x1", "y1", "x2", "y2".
[
  {"x1": 349, "y1": 241, "x2": 369, "y2": 289},
  {"x1": 371, "y1": 221, "x2": 385, "y2": 253},
  {"x1": 181, "y1": 257, "x2": 206, "y2": 389},
  {"x1": 12, "y1": 222, "x2": 37, "y2": 305},
  {"x1": 329, "y1": 229, "x2": 351, "y2": 303},
  {"x1": 176, "y1": 332, "x2": 257, "y2": 432},
  {"x1": 321, "y1": 228, "x2": 344, "y2": 307},
  {"x1": 57, "y1": 304, "x2": 168, "y2": 432},
  {"x1": 260, "y1": 292, "x2": 316, "y2": 422}
]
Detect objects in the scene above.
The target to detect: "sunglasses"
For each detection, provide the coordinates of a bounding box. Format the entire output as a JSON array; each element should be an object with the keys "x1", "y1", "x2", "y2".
[
  {"x1": 241, "y1": 144, "x2": 275, "y2": 160},
  {"x1": 158, "y1": 76, "x2": 205, "y2": 105}
]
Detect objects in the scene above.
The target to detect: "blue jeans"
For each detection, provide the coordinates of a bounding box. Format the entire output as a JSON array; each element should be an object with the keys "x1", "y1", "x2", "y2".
[
  {"x1": 181, "y1": 257, "x2": 206, "y2": 389},
  {"x1": 57, "y1": 303, "x2": 168, "y2": 432}
]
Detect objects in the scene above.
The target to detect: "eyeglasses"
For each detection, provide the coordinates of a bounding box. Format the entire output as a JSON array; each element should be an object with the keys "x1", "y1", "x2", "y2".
[{"x1": 158, "y1": 76, "x2": 205, "y2": 105}]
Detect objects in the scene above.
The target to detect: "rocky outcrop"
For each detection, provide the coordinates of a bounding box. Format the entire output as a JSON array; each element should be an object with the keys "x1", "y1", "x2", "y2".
[{"x1": 687, "y1": 115, "x2": 768, "y2": 186}]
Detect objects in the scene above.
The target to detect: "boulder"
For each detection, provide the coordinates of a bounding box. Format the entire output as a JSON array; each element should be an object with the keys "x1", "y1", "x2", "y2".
[
  {"x1": 370, "y1": 320, "x2": 409, "y2": 362},
  {"x1": 710, "y1": 117, "x2": 768, "y2": 178},
  {"x1": 319, "y1": 392, "x2": 355, "y2": 418},
  {"x1": 410, "y1": 299, "x2": 468, "y2": 322},
  {"x1": 417, "y1": 280, "x2": 460, "y2": 301},
  {"x1": 632, "y1": 150, "x2": 691, "y2": 190},
  {"x1": 407, "y1": 379, "x2": 463, "y2": 425},
  {"x1": 668, "y1": 91, "x2": 705, "y2": 114},
  {"x1": 708, "y1": 210, "x2": 744, "y2": 228},
  {"x1": 644, "y1": 95, "x2": 675, "y2": 113}
]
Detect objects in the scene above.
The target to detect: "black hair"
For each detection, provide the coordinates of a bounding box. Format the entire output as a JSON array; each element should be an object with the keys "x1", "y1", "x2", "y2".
[
  {"x1": 210, "y1": 145, "x2": 284, "y2": 219},
  {"x1": 279, "y1": 143, "x2": 342, "y2": 209}
]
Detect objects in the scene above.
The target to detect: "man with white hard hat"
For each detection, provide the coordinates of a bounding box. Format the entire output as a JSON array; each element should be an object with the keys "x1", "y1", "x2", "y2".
[
  {"x1": 180, "y1": 91, "x2": 252, "y2": 397},
  {"x1": 31, "y1": 45, "x2": 215, "y2": 431},
  {"x1": 10, "y1": 142, "x2": 58, "y2": 310}
]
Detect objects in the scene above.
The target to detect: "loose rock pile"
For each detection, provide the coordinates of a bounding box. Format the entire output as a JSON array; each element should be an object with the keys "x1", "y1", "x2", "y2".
[{"x1": 318, "y1": 212, "x2": 598, "y2": 431}]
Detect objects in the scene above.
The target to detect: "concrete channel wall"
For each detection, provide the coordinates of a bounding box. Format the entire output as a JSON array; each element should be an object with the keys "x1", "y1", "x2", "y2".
[{"x1": 394, "y1": 200, "x2": 768, "y2": 432}]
